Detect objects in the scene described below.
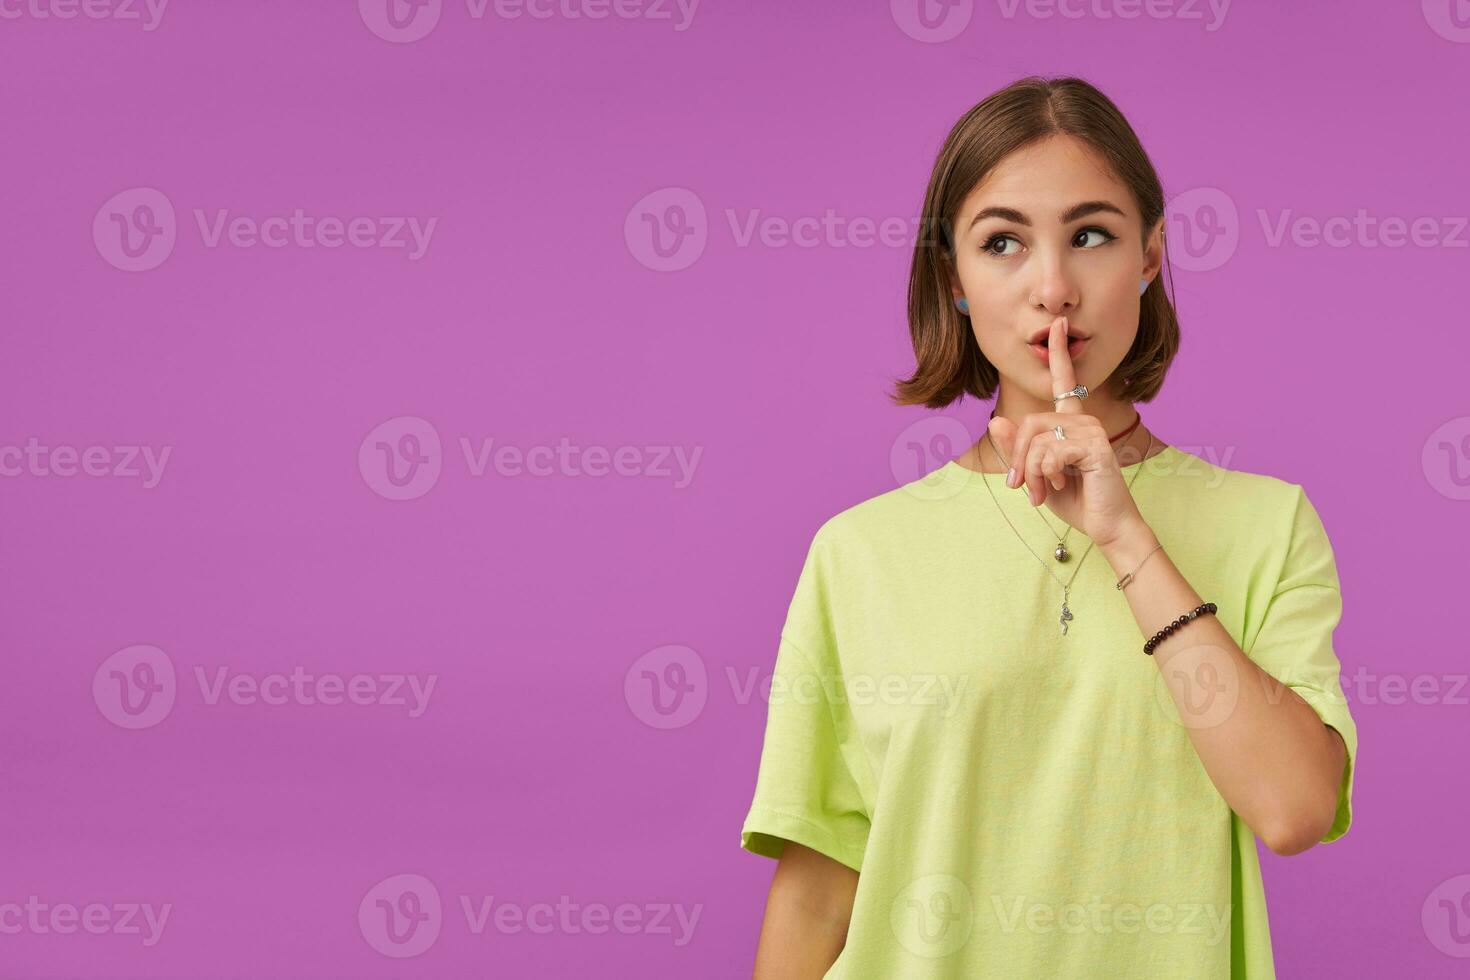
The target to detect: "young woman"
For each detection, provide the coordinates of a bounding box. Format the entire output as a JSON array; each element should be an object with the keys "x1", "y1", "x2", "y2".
[{"x1": 739, "y1": 76, "x2": 1357, "y2": 979}]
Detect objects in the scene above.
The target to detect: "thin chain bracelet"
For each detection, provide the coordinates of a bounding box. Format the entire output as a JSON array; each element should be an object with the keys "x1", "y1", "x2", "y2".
[
  {"x1": 1115, "y1": 540, "x2": 1165, "y2": 590},
  {"x1": 1143, "y1": 602, "x2": 1218, "y2": 656}
]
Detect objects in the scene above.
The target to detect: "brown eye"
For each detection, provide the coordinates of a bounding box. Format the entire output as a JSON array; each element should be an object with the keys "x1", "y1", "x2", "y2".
[
  {"x1": 1075, "y1": 227, "x2": 1118, "y2": 248},
  {"x1": 981, "y1": 234, "x2": 1019, "y2": 257}
]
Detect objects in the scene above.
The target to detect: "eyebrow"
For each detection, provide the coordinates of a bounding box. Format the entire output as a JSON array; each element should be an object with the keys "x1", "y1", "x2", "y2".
[{"x1": 967, "y1": 200, "x2": 1127, "y2": 232}]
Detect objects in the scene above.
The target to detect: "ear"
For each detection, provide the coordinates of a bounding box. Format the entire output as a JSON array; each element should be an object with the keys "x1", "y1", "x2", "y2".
[
  {"x1": 948, "y1": 268, "x2": 966, "y2": 307},
  {"x1": 1142, "y1": 216, "x2": 1166, "y2": 283}
]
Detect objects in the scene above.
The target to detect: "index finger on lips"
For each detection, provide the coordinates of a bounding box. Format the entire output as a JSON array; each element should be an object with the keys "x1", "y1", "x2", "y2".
[{"x1": 1050, "y1": 315, "x2": 1083, "y2": 415}]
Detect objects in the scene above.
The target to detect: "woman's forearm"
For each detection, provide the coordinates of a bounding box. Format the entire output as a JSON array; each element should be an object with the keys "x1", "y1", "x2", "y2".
[
  {"x1": 754, "y1": 843, "x2": 857, "y2": 978},
  {"x1": 1099, "y1": 520, "x2": 1348, "y2": 856}
]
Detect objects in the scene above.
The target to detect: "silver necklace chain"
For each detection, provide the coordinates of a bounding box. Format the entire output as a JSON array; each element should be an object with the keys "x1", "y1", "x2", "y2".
[
  {"x1": 989, "y1": 410, "x2": 1140, "y2": 561},
  {"x1": 977, "y1": 428, "x2": 1154, "y2": 636}
]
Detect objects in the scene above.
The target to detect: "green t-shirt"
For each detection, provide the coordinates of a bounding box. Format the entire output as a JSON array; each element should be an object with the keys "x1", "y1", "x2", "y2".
[{"x1": 740, "y1": 445, "x2": 1357, "y2": 979}]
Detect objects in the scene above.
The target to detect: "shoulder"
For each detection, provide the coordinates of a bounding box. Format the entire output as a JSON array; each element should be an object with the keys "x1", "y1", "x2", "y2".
[
  {"x1": 1162, "y1": 446, "x2": 1336, "y2": 565},
  {"x1": 1163, "y1": 444, "x2": 1314, "y2": 514},
  {"x1": 805, "y1": 469, "x2": 955, "y2": 556}
]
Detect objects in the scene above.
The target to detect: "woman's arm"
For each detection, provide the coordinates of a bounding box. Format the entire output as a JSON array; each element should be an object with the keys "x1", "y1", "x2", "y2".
[
  {"x1": 1100, "y1": 521, "x2": 1348, "y2": 856},
  {"x1": 753, "y1": 842, "x2": 859, "y2": 979}
]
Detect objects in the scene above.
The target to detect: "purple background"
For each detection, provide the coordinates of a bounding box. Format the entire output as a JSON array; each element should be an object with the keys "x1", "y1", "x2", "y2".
[{"x1": 2, "y1": 0, "x2": 1467, "y2": 976}]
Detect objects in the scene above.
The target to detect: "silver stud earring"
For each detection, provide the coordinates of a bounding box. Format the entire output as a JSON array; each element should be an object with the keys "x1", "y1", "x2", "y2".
[
  {"x1": 1139, "y1": 278, "x2": 1149, "y2": 295},
  {"x1": 955, "y1": 297, "x2": 970, "y2": 314}
]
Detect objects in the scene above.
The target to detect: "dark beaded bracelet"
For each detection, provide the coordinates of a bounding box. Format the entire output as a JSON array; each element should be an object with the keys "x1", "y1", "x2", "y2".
[{"x1": 1143, "y1": 602, "x2": 1218, "y2": 655}]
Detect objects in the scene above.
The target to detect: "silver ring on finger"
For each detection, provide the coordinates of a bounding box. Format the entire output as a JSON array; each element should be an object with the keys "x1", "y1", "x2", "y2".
[
  {"x1": 1053, "y1": 425, "x2": 1066, "y2": 440},
  {"x1": 1053, "y1": 384, "x2": 1088, "y2": 405}
]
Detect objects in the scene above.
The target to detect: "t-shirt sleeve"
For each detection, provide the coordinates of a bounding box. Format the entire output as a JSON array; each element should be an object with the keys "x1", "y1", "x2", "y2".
[
  {"x1": 739, "y1": 529, "x2": 871, "y2": 873},
  {"x1": 1241, "y1": 486, "x2": 1358, "y2": 844}
]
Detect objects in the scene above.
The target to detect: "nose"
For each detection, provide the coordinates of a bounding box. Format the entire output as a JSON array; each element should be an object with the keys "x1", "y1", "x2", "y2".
[{"x1": 1028, "y1": 250, "x2": 1079, "y2": 315}]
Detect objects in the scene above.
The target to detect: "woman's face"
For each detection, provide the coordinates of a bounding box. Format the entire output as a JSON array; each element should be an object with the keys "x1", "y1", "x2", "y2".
[{"x1": 950, "y1": 134, "x2": 1164, "y2": 402}]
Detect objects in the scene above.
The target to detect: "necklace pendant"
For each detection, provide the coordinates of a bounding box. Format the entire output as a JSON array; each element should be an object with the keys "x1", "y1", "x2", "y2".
[
  {"x1": 1054, "y1": 544, "x2": 1070, "y2": 562},
  {"x1": 1059, "y1": 599, "x2": 1074, "y2": 636}
]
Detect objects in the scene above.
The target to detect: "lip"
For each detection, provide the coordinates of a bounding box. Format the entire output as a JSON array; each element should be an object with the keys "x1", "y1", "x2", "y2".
[
  {"x1": 1026, "y1": 324, "x2": 1090, "y2": 346},
  {"x1": 1028, "y1": 336, "x2": 1089, "y2": 362}
]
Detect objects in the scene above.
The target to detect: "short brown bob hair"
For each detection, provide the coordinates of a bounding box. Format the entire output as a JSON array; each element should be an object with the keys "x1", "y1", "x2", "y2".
[{"x1": 891, "y1": 75, "x2": 1180, "y2": 409}]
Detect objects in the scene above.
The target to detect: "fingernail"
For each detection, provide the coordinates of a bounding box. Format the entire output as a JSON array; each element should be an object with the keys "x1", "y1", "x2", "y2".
[{"x1": 1006, "y1": 467, "x2": 1016, "y2": 487}]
